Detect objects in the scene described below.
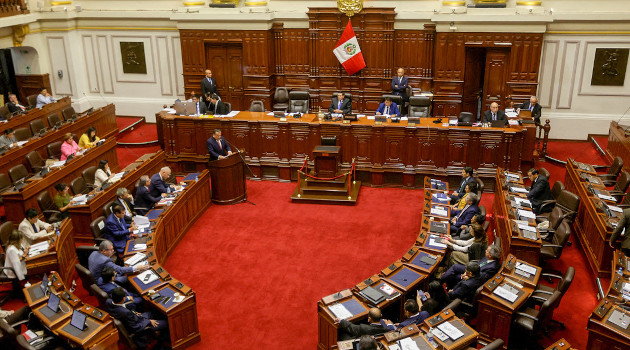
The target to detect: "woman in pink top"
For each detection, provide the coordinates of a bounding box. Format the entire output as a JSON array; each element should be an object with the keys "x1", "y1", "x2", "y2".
[{"x1": 60, "y1": 132, "x2": 82, "y2": 161}]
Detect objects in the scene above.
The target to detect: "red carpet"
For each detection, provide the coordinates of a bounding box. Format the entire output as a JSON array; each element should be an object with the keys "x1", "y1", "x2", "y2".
[
  {"x1": 116, "y1": 116, "x2": 143, "y2": 131},
  {"x1": 116, "y1": 145, "x2": 161, "y2": 169},
  {"x1": 117, "y1": 123, "x2": 158, "y2": 144}
]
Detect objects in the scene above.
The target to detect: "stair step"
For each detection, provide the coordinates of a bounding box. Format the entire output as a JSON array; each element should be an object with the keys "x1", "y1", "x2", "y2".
[
  {"x1": 291, "y1": 181, "x2": 361, "y2": 205},
  {"x1": 304, "y1": 174, "x2": 348, "y2": 187}
]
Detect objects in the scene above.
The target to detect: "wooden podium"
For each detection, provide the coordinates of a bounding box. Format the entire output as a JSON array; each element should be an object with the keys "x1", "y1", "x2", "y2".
[{"x1": 208, "y1": 152, "x2": 247, "y2": 204}]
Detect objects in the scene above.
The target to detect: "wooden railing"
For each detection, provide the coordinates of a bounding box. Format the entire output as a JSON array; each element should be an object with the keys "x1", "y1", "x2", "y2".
[
  {"x1": 0, "y1": 0, "x2": 28, "y2": 18},
  {"x1": 536, "y1": 119, "x2": 551, "y2": 160}
]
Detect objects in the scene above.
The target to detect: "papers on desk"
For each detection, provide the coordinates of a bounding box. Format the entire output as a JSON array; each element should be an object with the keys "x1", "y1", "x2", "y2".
[
  {"x1": 609, "y1": 205, "x2": 623, "y2": 213},
  {"x1": 137, "y1": 269, "x2": 159, "y2": 285},
  {"x1": 515, "y1": 262, "x2": 537, "y2": 276},
  {"x1": 328, "y1": 303, "x2": 353, "y2": 320},
  {"x1": 517, "y1": 209, "x2": 536, "y2": 219},
  {"x1": 72, "y1": 195, "x2": 87, "y2": 205},
  {"x1": 110, "y1": 172, "x2": 125, "y2": 181},
  {"x1": 50, "y1": 161, "x2": 65, "y2": 168},
  {"x1": 516, "y1": 222, "x2": 536, "y2": 232},
  {"x1": 134, "y1": 243, "x2": 147, "y2": 251},
  {"x1": 437, "y1": 321, "x2": 464, "y2": 340},
  {"x1": 124, "y1": 252, "x2": 146, "y2": 267},
  {"x1": 428, "y1": 236, "x2": 447, "y2": 249},
  {"x1": 510, "y1": 186, "x2": 528, "y2": 194},
  {"x1": 505, "y1": 171, "x2": 520, "y2": 179},
  {"x1": 367, "y1": 115, "x2": 375, "y2": 120},
  {"x1": 432, "y1": 192, "x2": 450, "y2": 204},
  {"x1": 16, "y1": 141, "x2": 28, "y2": 147},
  {"x1": 29, "y1": 241, "x2": 50, "y2": 256},
  {"x1": 133, "y1": 215, "x2": 150, "y2": 228},
  {"x1": 508, "y1": 120, "x2": 519, "y2": 126},
  {"x1": 493, "y1": 285, "x2": 519, "y2": 303},
  {"x1": 608, "y1": 309, "x2": 630, "y2": 329},
  {"x1": 430, "y1": 207, "x2": 448, "y2": 217},
  {"x1": 379, "y1": 284, "x2": 396, "y2": 296},
  {"x1": 163, "y1": 108, "x2": 176, "y2": 114},
  {"x1": 397, "y1": 338, "x2": 421, "y2": 350},
  {"x1": 598, "y1": 193, "x2": 617, "y2": 202},
  {"x1": 506, "y1": 110, "x2": 518, "y2": 118},
  {"x1": 449, "y1": 119, "x2": 457, "y2": 126}
]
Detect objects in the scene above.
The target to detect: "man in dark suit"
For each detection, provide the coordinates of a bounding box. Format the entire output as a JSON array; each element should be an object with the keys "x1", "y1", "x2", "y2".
[
  {"x1": 450, "y1": 166, "x2": 475, "y2": 204},
  {"x1": 104, "y1": 205, "x2": 136, "y2": 254},
  {"x1": 448, "y1": 262, "x2": 485, "y2": 301},
  {"x1": 339, "y1": 308, "x2": 390, "y2": 340},
  {"x1": 519, "y1": 95, "x2": 542, "y2": 123},
  {"x1": 6, "y1": 93, "x2": 26, "y2": 115},
  {"x1": 328, "y1": 92, "x2": 352, "y2": 114},
  {"x1": 207, "y1": 93, "x2": 228, "y2": 115},
  {"x1": 391, "y1": 68, "x2": 409, "y2": 102},
  {"x1": 115, "y1": 188, "x2": 134, "y2": 224},
  {"x1": 382, "y1": 299, "x2": 430, "y2": 331},
  {"x1": 610, "y1": 209, "x2": 630, "y2": 256},
  {"x1": 99, "y1": 267, "x2": 143, "y2": 308},
  {"x1": 207, "y1": 128, "x2": 233, "y2": 161},
  {"x1": 441, "y1": 246, "x2": 501, "y2": 289},
  {"x1": 376, "y1": 97, "x2": 399, "y2": 117},
  {"x1": 526, "y1": 168, "x2": 553, "y2": 214},
  {"x1": 106, "y1": 288, "x2": 168, "y2": 349},
  {"x1": 149, "y1": 166, "x2": 177, "y2": 198},
  {"x1": 200, "y1": 69, "x2": 218, "y2": 97},
  {"x1": 482, "y1": 102, "x2": 507, "y2": 124},
  {"x1": 135, "y1": 175, "x2": 164, "y2": 215},
  {"x1": 191, "y1": 95, "x2": 207, "y2": 115},
  {"x1": 88, "y1": 240, "x2": 149, "y2": 286},
  {"x1": 450, "y1": 194, "x2": 480, "y2": 234}
]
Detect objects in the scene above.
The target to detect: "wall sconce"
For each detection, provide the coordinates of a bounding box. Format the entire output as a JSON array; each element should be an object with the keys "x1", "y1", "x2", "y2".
[{"x1": 57, "y1": 70, "x2": 63, "y2": 79}]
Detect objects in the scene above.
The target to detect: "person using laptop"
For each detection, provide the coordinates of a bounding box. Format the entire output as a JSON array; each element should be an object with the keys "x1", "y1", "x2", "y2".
[
  {"x1": 0, "y1": 128, "x2": 18, "y2": 149},
  {"x1": 18, "y1": 208, "x2": 54, "y2": 245},
  {"x1": 88, "y1": 240, "x2": 149, "y2": 286},
  {"x1": 60, "y1": 133, "x2": 83, "y2": 161},
  {"x1": 482, "y1": 102, "x2": 507, "y2": 125},
  {"x1": 338, "y1": 307, "x2": 389, "y2": 340},
  {"x1": 94, "y1": 159, "x2": 112, "y2": 188},
  {"x1": 104, "y1": 205, "x2": 137, "y2": 254},
  {"x1": 99, "y1": 267, "x2": 143, "y2": 309},
  {"x1": 78, "y1": 126, "x2": 101, "y2": 149},
  {"x1": 106, "y1": 287, "x2": 169, "y2": 349},
  {"x1": 3, "y1": 230, "x2": 30, "y2": 286}
]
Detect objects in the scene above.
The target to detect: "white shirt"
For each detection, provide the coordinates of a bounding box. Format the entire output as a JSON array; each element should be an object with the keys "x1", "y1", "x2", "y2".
[
  {"x1": 36, "y1": 94, "x2": 56, "y2": 108},
  {"x1": 4, "y1": 245, "x2": 27, "y2": 280},
  {"x1": 94, "y1": 169, "x2": 111, "y2": 188},
  {"x1": 18, "y1": 218, "x2": 51, "y2": 245}
]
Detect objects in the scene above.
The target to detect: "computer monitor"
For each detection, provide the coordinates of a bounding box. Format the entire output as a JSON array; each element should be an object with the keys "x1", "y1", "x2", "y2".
[
  {"x1": 70, "y1": 310, "x2": 87, "y2": 331},
  {"x1": 173, "y1": 101, "x2": 197, "y2": 116},
  {"x1": 47, "y1": 292, "x2": 60, "y2": 312},
  {"x1": 40, "y1": 274, "x2": 49, "y2": 295}
]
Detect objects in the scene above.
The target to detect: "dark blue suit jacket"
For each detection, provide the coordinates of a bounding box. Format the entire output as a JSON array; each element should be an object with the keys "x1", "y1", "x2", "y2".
[
  {"x1": 449, "y1": 275, "x2": 484, "y2": 301},
  {"x1": 88, "y1": 251, "x2": 134, "y2": 284},
  {"x1": 104, "y1": 213, "x2": 130, "y2": 253},
  {"x1": 479, "y1": 258, "x2": 500, "y2": 281},
  {"x1": 456, "y1": 176, "x2": 475, "y2": 198},
  {"x1": 135, "y1": 186, "x2": 161, "y2": 215},
  {"x1": 207, "y1": 136, "x2": 232, "y2": 161},
  {"x1": 376, "y1": 102, "x2": 399, "y2": 116},
  {"x1": 106, "y1": 299, "x2": 150, "y2": 333},
  {"x1": 452, "y1": 205, "x2": 480, "y2": 228},
  {"x1": 149, "y1": 173, "x2": 169, "y2": 197},
  {"x1": 384, "y1": 311, "x2": 430, "y2": 331},
  {"x1": 391, "y1": 76, "x2": 409, "y2": 101},
  {"x1": 100, "y1": 281, "x2": 142, "y2": 308},
  {"x1": 527, "y1": 175, "x2": 553, "y2": 213}
]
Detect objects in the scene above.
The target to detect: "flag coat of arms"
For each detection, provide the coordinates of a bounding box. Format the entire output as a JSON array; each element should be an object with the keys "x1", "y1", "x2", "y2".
[{"x1": 333, "y1": 21, "x2": 366, "y2": 76}]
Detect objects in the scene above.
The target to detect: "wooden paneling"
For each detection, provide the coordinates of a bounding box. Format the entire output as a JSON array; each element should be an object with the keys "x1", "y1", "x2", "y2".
[{"x1": 15, "y1": 74, "x2": 52, "y2": 106}]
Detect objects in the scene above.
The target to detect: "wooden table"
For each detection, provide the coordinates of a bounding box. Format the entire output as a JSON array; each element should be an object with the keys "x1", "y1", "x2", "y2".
[
  {"x1": 419, "y1": 310, "x2": 479, "y2": 350},
  {"x1": 68, "y1": 151, "x2": 166, "y2": 244},
  {"x1": 0, "y1": 97, "x2": 70, "y2": 135},
  {"x1": 24, "y1": 218, "x2": 77, "y2": 287},
  {"x1": 318, "y1": 290, "x2": 369, "y2": 350},
  {"x1": 564, "y1": 159, "x2": 616, "y2": 278},
  {"x1": 156, "y1": 111, "x2": 536, "y2": 188},
  {"x1": 2, "y1": 137, "x2": 119, "y2": 222},
  {"x1": 606, "y1": 121, "x2": 630, "y2": 170},
  {"x1": 0, "y1": 104, "x2": 117, "y2": 177}
]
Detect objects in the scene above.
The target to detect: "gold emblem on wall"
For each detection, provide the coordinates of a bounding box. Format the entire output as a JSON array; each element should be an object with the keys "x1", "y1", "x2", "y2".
[
  {"x1": 12, "y1": 25, "x2": 29, "y2": 47},
  {"x1": 337, "y1": 0, "x2": 363, "y2": 17},
  {"x1": 120, "y1": 42, "x2": 147, "y2": 74}
]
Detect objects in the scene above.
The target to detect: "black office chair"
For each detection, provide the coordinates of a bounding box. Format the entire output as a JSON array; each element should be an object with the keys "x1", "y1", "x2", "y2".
[
  {"x1": 36, "y1": 191, "x2": 63, "y2": 223},
  {"x1": 89, "y1": 284, "x2": 109, "y2": 310},
  {"x1": 512, "y1": 291, "x2": 562, "y2": 342},
  {"x1": 458, "y1": 112, "x2": 474, "y2": 123},
  {"x1": 289, "y1": 91, "x2": 309, "y2": 113},
  {"x1": 608, "y1": 170, "x2": 630, "y2": 203},
  {"x1": 90, "y1": 216, "x2": 107, "y2": 244},
  {"x1": 599, "y1": 156, "x2": 623, "y2": 187},
  {"x1": 103, "y1": 200, "x2": 116, "y2": 218},
  {"x1": 272, "y1": 87, "x2": 290, "y2": 112},
  {"x1": 407, "y1": 96, "x2": 431, "y2": 119},
  {"x1": 70, "y1": 176, "x2": 90, "y2": 195},
  {"x1": 530, "y1": 266, "x2": 574, "y2": 306},
  {"x1": 538, "y1": 167, "x2": 551, "y2": 180},
  {"x1": 13, "y1": 127, "x2": 31, "y2": 142},
  {"x1": 113, "y1": 318, "x2": 139, "y2": 349},
  {"x1": 550, "y1": 181, "x2": 565, "y2": 200},
  {"x1": 62, "y1": 107, "x2": 77, "y2": 121},
  {"x1": 8, "y1": 164, "x2": 29, "y2": 184},
  {"x1": 29, "y1": 119, "x2": 46, "y2": 135},
  {"x1": 47, "y1": 141, "x2": 62, "y2": 160},
  {"x1": 26, "y1": 95, "x2": 37, "y2": 108},
  {"x1": 25, "y1": 151, "x2": 46, "y2": 173},
  {"x1": 381, "y1": 94, "x2": 403, "y2": 109},
  {"x1": 538, "y1": 189, "x2": 579, "y2": 224},
  {"x1": 76, "y1": 245, "x2": 99, "y2": 268},
  {"x1": 75, "y1": 263, "x2": 96, "y2": 295},
  {"x1": 82, "y1": 166, "x2": 98, "y2": 189},
  {"x1": 249, "y1": 100, "x2": 265, "y2": 112},
  {"x1": 321, "y1": 136, "x2": 337, "y2": 146},
  {"x1": 47, "y1": 113, "x2": 63, "y2": 127},
  {"x1": 465, "y1": 339, "x2": 504, "y2": 350}
]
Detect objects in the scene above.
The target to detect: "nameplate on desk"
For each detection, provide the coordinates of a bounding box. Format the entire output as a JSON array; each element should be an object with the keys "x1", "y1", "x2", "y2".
[
  {"x1": 408, "y1": 122, "x2": 416, "y2": 127},
  {"x1": 375, "y1": 121, "x2": 383, "y2": 125},
  {"x1": 279, "y1": 117, "x2": 287, "y2": 122},
  {"x1": 343, "y1": 120, "x2": 350, "y2": 124}
]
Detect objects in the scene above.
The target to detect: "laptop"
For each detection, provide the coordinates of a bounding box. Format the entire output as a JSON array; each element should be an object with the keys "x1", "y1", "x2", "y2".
[
  {"x1": 173, "y1": 101, "x2": 196, "y2": 116},
  {"x1": 491, "y1": 120, "x2": 507, "y2": 128}
]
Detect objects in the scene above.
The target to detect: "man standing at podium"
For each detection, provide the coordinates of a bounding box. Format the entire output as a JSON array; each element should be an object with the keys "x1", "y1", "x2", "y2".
[{"x1": 207, "y1": 129, "x2": 233, "y2": 161}]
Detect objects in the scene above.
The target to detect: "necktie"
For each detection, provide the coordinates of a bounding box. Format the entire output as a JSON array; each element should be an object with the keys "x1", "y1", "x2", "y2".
[
  {"x1": 196, "y1": 103, "x2": 199, "y2": 115},
  {"x1": 385, "y1": 106, "x2": 390, "y2": 115},
  {"x1": 456, "y1": 205, "x2": 469, "y2": 220},
  {"x1": 492, "y1": 113, "x2": 496, "y2": 121},
  {"x1": 530, "y1": 105, "x2": 533, "y2": 111},
  {"x1": 208, "y1": 78, "x2": 213, "y2": 86},
  {"x1": 399, "y1": 77, "x2": 402, "y2": 84},
  {"x1": 480, "y1": 260, "x2": 488, "y2": 267},
  {"x1": 121, "y1": 200, "x2": 131, "y2": 217},
  {"x1": 217, "y1": 139, "x2": 222, "y2": 150},
  {"x1": 338, "y1": 101, "x2": 341, "y2": 110},
  {"x1": 32, "y1": 223, "x2": 37, "y2": 233}
]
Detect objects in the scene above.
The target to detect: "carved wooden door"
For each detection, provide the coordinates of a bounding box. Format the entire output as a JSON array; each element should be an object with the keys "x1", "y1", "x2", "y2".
[
  {"x1": 482, "y1": 48, "x2": 510, "y2": 110},
  {"x1": 205, "y1": 43, "x2": 244, "y2": 110}
]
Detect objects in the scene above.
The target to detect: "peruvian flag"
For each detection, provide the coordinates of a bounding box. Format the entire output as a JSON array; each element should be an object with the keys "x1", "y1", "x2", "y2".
[{"x1": 333, "y1": 21, "x2": 366, "y2": 76}]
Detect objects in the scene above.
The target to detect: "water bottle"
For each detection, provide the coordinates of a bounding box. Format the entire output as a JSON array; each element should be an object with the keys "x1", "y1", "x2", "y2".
[
  {"x1": 618, "y1": 267, "x2": 624, "y2": 276},
  {"x1": 426, "y1": 327, "x2": 435, "y2": 346}
]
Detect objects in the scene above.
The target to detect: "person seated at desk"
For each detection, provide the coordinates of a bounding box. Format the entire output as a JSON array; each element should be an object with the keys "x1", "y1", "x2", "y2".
[
  {"x1": 207, "y1": 93, "x2": 228, "y2": 115},
  {"x1": 441, "y1": 246, "x2": 501, "y2": 290},
  {"x1": 6, "y1": 93, "x2": 26, "y2": 115},
  {"x1": 447, "y1": 261, "x2": 484, "y2": 301},
  {"x1": 382, "y1": 299, "x2": 429, "y2": 331},
  {"x1": 149, "y1": 166, "x2": 179, "y2": 198},
  {"x1": 94, "y1": 159, "x2": 112, "y2": 188},
  {"x1": 99, "y1": 267, "x2": 143, "y2": 309},
  {"x1": 449, "y1": 167, "x2": 475, "y2": 204},
  {"x1": 115, "y1": 188, "x2": 135, "y2": 225},
  {"x1": 53, "y1": 182, "x2": 76, "y2": 219},
  {"x1": 450, "y1": 193, "x2": 480, "y2": 234},
  {"x1": 419, "y1": 280, "x2": 451, "y2": 316},
  {"x1": 104, "y1": 205, "x2": 137, "y2": 254},
  {"x1": 191, "y1": 95, "x2": 207, "y2": 115},
  {"x1": 328, "y1": 91, "x2": 352, "y2": 115},
  {"x1": 88, "y1": 240, "x2": 149, "y2": 285},
  {"x1": 610, "y1": 209, "x2": 630, "y2": 256},
  {"x1": 78, "y1": 126, "x2": 101, "y2": 149},
  {"x1": 482, "y1": 102, "x2": 507, "y2": 125},
  {"x1": 376, "y1": 97, "x2": 399, "y2": 118},
  {"x1": 391, "y1": 68, "x2": 409, "y2": 103},
  {"x1": 358, "y1": 335, "x2": 378, "y2": 350},
  {"x1": 18, "y1": 208, "x2": 53, "y2": 245},
  {"x1": 106, "y1": 287, "x2": 169, "y2": 349},
  {"x1": 526, "y1": 168, "x2": 553, "y2": 214},
  {"x1": 518, "y1": 95, "x2": 542, "y2": 123},
  {"x1": 338, "y1": 307, "x2": 390, "y2": 340},
  {"x1": 36, "y1": 87, "x2": 56, "y2": 108},
  {"x1": 453, "y1": 214, "x2": 485, "y2": 240},
  {"x1": 60, "y1": 133, "x2": 82, "y2": 161},
  {"x1": 445, "y1": 224, "x2": 487, "y2": 266},
  {"x1": 3, "y1": 230, "x2": 30, "y2": 287},
  {"x1": 135, "y1": 175, "x2": 164, "y2": 215},
  {"x1": 0, "y1": 128, "x2": 18, "y2": 149},
  {"x1": 452, "y1": 181, "x2": 477, "y2": 211},
  {"x1": 207, "y1": 128, "x2": 233, "y2": 161}
]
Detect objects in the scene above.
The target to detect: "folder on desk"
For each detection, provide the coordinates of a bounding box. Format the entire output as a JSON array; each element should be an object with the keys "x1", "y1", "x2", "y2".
[
  {"x1": 359, "y1": 286, "x2": 386, "y2": 305},
  {"x1": 145, "y1": 210, "x2": 163, "y2": 220}
]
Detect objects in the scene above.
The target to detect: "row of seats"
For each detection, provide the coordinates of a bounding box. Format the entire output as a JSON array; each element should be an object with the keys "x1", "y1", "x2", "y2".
[{"x1": 0, "y1": 105, "x2": 75, "y2": 130}]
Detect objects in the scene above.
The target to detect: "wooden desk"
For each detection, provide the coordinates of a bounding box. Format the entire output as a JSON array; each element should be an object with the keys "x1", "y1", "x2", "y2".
[
  {"x1": 493, "y1": 168, "x2": 541, "y2": 265},
  {"x1": 0, "y1": 97, "x2": 70, "y2": 135},
  {"x1": 68, "y1": 151, "x2": 166, "y2": 243},
  {"x1": 157, "y1": 111, "x2": 535, "y2": 188},
  {"x1": 318, "y1": 290, "x2": 369, "y2": 350},
  {"x1": 0, "y1": 104, "x2": 118, "y2": 177},
  {"x1": 606, "y1": 121, "x2": 630, "y2": 170},
  {"x1": 545, "y1": 338, "x2": 572, "y2": 350},
  {"x1": 353, "y1": 275, "x2": 404, "y2": 322},
  {"x1": 421, "y1": 310, "x2": 478, "y2": 350},
  {"x1": 24, "y1": 218, "x2": 77, "y2": 287},
  {"x1": 2, "y1": 138, "x2": 119, "y2": 222},
  {"x1": 476, "y1": 255, "x2": 540, "y2": 348},
  {"x1": 564, "y1": 159, "x2": 616, "y2": 278}
]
